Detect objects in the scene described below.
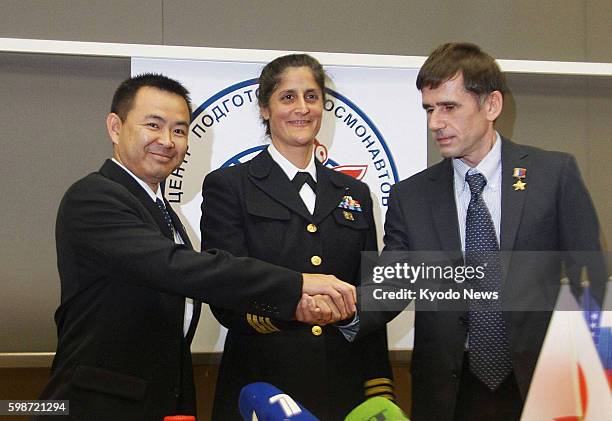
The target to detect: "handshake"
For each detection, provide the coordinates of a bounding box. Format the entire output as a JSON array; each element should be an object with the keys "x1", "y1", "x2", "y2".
[{"x1": 297, "y1": 274, "x2": 357, "y2": 325}]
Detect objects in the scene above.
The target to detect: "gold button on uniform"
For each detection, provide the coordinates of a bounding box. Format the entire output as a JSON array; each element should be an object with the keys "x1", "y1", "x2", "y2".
[
  {"x1": 311, "y1": 325, "x2": 323, "y2": 336},
  {"x1": 310, "y1": 255, "x2": 322, "y2": 266},
  {"x1": 306, "y1": 223, "x2": 317, "y2": 233}
]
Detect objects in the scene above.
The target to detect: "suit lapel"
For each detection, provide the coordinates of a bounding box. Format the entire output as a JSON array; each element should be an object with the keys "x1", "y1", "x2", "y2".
[
  {"x1": 100, "y1": 160, "x2": 173, "y2": 239},
  {"x1": 312, "y1": 161, "x2": 347, "y2": 224},
  {"x1": 499, "y1": 138, "x2": 529, "y2": 252},
  {"x1": 428, "y1": 159, "x2": 462, "y2": 254},
  {"x1": 248, "y1": 149, "x2": 312, "y2": 220},
  {"x1": 499, "y1": 138, "x2": 529, "y2": 285}
]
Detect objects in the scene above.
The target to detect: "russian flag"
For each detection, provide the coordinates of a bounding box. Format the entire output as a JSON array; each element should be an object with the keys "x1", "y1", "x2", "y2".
[{"x1": 583, "y1": 278, "x2": 612, "y2": 391}]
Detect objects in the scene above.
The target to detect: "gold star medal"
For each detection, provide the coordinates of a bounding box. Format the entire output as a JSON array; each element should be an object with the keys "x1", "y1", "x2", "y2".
[
  {"x1": 512, "y1": 179, "x2": 526, "y2": 191},
  {"x1": 512, "y1": 167, "x2": 527, "y2": 191}
]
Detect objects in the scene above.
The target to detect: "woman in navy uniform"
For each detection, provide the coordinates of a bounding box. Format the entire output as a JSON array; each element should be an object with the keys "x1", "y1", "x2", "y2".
[{"x1": 201, "y1": 54, "x2": 393, "y2": 420}]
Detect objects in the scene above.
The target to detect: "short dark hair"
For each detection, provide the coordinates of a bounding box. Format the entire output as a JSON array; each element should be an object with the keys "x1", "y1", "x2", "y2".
[
  {"x1": 416, "y1": 42, "x2": 507, "y2": 98},
  {"x1": 257, "y1": 54, "x2": 326, "y2": 135},
  {"x1": 111, "y1": 73, "x2": 192, "y2": 121}
]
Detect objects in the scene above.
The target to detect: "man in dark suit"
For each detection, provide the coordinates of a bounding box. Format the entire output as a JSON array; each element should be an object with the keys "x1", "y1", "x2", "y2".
[
  {"x1": 354, "y1": 43, "x2": 605, "y2": 420},
  {"x1": 37, "y1": 74, "x2": 356, "y2": 421}
]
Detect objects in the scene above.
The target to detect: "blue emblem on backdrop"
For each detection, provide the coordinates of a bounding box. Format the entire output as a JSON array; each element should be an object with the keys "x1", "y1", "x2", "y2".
[{"x1": 190, "y1": 78, "x2": 399, "y2": 205}]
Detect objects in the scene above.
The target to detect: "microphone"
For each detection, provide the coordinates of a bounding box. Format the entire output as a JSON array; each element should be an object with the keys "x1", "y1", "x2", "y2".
[
  {"x1": 239, "y1": 382, "x2": 319, "y2": 421},
  {"x1": 344, "y1": 397, "x2": 409, "y2": 421}
]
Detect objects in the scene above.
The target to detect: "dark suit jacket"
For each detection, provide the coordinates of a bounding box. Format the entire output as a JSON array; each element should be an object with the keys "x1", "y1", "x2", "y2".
[
  {"x1": 201, "y1": 149, "x2": 393, "y2": 420},
  {"x1": 359, "y1": 138, "x2": 605, "y2": 421},
  {"x1": 37, "y1": 159, "x2": 302, "y2": 421}
]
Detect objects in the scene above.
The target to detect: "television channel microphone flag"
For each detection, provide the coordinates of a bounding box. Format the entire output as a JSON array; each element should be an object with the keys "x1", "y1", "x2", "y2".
[
  {"x1": 344, "y1": 396, "x2": 408, "y2": 421},
  {"x1": 239, "y1": 382, "x2": 318, "y2": 421}
]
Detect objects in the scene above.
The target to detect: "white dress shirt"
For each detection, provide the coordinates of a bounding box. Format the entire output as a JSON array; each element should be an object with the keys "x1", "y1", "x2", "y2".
[
  {"x1": 452, "y1": 132, "x2": 502, "y2": 250},
  {"x1": 267, "y1": 143, "x2": 317, "y2": 214}
]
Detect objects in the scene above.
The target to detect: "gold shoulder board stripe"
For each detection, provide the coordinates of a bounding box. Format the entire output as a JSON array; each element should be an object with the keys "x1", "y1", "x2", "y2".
[
  {"x1": 375, "y1": 393, "x2": 395, "y2": 401},
  {"x1": 246, "y1": 313, "x2": 269, "y2": 333},
  {"x1": 364, "y1": 385, "x2": 394, "y2": 397},
  {"x1": 364, "y1": 377, "x2": 393, "y2": 388},
  {"x1": 245, "y1": 313, "x2": 260, "y2": 333},
  {"x1": 262, "y1": 316, "x2": 280, "y2": 332},
  {"x1": 257, "y1": 315, "x2": 279, "y2": 333},
  {"x1": 252, "y1": 315, "x2": 274, "y2": 333}
]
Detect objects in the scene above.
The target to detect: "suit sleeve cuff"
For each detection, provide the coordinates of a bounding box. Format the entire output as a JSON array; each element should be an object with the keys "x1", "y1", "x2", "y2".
[
  {"x1": 336, "y1": 313, "x2": 360, "y2": 342},
  {"x1": 364, "y1": 377, "x2": 395, "y2": 401},
  {"x1": 246, "y1": 313, "x2": 281, "y2": 334}
]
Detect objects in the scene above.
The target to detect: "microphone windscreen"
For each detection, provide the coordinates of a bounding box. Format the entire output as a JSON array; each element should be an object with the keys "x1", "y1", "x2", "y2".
[
  {"x1": 344, "y1": 397, "x2": 409, "y2": 421},
  {"x1": 239, "y1": 382, "x2": 319, "y2": 421}
]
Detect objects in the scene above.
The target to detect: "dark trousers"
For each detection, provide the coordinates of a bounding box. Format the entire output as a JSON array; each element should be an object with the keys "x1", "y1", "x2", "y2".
[{"x1": 453, "y1": 353, "x2": 523, "y2": 421}]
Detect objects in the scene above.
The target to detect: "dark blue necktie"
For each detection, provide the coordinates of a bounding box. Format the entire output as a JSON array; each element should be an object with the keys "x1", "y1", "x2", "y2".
[
  {"x1": 465, "y1": 172, "x2": 512, "y2": 390},
  {"x1": 155, "y1": 198, "x2": 176, "y2": 238}
]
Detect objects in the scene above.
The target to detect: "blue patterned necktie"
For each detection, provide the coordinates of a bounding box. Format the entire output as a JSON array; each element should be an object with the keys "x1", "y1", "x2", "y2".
[
  {"x1": 465, "y1": 172, "x2": 512, "y2": 390},
  {"x1": 155, "y1": 198, "x2": 176, "y2": 238}
]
